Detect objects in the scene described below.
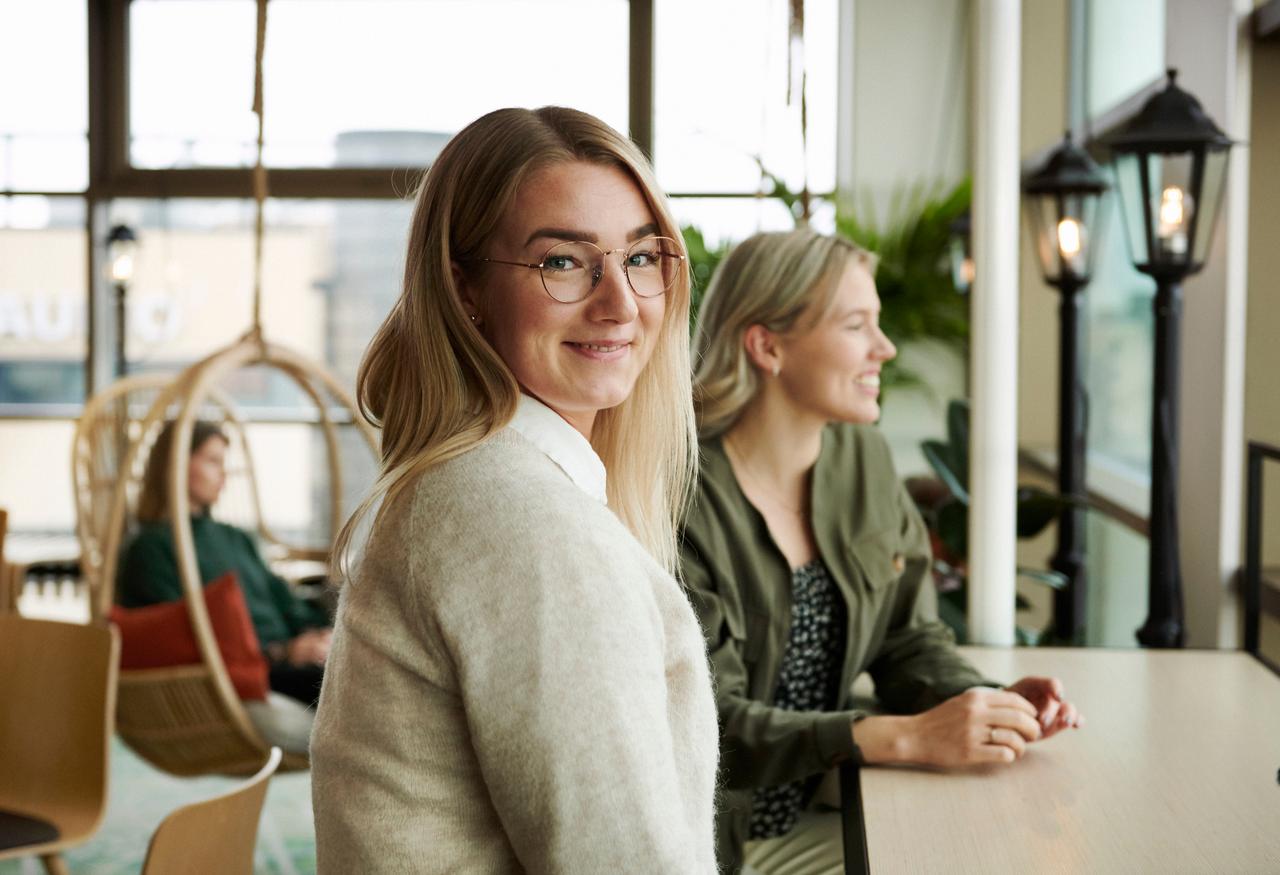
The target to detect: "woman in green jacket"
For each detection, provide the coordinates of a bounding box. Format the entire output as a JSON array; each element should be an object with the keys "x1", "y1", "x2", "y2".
[
  {"x1": 683, "y1": 229, "x2": 1082, "y2": 873},
  {"x1": 119, "y1": 420, "x2": 331, "y2": 705}
]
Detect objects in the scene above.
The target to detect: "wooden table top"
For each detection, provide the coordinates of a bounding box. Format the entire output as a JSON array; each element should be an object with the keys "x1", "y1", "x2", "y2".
[{"x1": 860, "y1": 647, "x2": 1280, "y2": 873}]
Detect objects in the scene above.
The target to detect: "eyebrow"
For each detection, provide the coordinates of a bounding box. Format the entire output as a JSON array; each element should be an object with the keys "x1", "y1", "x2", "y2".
[
  {"x1": 834, "y1": 307, "x2": 877, "y2": 321},
  {"x1": 524, "y1": 222, "x2": 660, "y2": 248}
]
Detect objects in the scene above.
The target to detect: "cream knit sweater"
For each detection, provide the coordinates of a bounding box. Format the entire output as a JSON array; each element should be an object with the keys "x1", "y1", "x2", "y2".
[{"x1": 311, "y1": 429, "x2": 719, "y2": 873}]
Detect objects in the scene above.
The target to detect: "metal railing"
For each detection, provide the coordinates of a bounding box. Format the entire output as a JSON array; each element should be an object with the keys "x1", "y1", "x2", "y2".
[{"x1": 1245, "y1": 440, "x2": 1280, "y2": 673}]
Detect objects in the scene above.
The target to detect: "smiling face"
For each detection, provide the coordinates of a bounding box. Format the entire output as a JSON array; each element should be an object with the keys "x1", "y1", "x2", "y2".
[
  {"x1": 463, "y1": 160, "x2": 668, "y2": 437},
  {"x1": 188, "y1": 434, "x2": 228, "y2": 511},
  {"x1": 775, "y1": 260, "x2": 897, "y2": 425}
]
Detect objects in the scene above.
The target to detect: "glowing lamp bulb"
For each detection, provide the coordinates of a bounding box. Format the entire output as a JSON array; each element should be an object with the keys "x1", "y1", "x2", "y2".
[
  {"x1": 110, "y1": 252, "x2": 135, "y2": 283},
  {"x1": 1158, "y1": 187, "x2": 1185, "y2": 229},
  {"x1": 1057, "y1": 218, "x2": 1083, "y2": 258},
  {"x1": 1156, "y1": 186, "x2": 1191, "y2": 256}
]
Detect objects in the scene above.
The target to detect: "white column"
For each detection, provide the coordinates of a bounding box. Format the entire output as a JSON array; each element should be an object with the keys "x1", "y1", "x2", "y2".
[
  {"x1": 1165, "y1": 0, "x2": 1253, "y2": 648},
  {"x1": 835, "y1": 0, "x2": 857, "y2": 211},
  {"x1": 968, "y1": 0, "x2": 1021, "y2": 646}
]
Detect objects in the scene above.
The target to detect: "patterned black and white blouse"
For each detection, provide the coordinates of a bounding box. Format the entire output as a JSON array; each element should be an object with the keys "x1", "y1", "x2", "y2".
[{"x1": 748, "y1": 559, "x2": 848, "y2": 840}]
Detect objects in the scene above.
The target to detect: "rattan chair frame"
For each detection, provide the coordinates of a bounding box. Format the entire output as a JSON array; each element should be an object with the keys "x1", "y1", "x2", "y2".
[
  {"x1": 73, "y1": 373, "x2": 311, "y2": 614},
  {"x1": 93, "y1": 333, "x2": 377, "y2": 776}
]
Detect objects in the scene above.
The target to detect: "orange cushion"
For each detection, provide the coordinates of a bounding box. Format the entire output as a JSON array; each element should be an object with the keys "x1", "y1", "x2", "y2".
[{"x1": 109, "y1": 571, "x2": 269, "y2": 701}]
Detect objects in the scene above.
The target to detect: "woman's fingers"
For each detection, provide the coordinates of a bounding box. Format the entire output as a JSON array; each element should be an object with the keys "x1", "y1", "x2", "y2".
[
  {"x1": 988, "y1": 726, "x2": 1028, "y2": 758},
  {"x1": 1037, "y1": 696, "x2": 1062, "y2": 729},
  {"x1": 987, "y1": 706, "x2": 1042, "y2": 742},
  {"x1": 986, "y1": 689, "x2": 1039, "y2": 716},
  {"x1": 975, "y1": 743, "x2": 1017, "y2": 764}
]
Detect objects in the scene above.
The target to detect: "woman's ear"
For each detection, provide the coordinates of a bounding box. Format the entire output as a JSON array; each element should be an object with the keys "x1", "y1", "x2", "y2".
[
  {"x1": 742, "y1": 324, "x2": 782, "y2": 377},
  {"x1": 451, "y1": 261, "x2": 482, "y2": 327}
]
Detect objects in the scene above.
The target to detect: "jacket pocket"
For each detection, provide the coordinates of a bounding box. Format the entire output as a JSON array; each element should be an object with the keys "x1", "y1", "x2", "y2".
[{"x1": 849, "y1": 530, "x2": 903, "y2": 592}]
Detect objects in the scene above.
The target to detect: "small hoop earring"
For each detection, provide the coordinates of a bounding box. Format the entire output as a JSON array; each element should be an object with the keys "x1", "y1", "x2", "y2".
[{"x1": 469, "y1": 315, "x2": 477, "y2": 323}]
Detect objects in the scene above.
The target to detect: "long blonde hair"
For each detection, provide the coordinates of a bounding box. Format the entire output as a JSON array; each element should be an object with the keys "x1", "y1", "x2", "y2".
[
  {"x1": 334, "y1": 107, "x2": 697, "y2": 576},
  {"x1": 692, "y1": 229, "x2": 876, "y2": 438}
]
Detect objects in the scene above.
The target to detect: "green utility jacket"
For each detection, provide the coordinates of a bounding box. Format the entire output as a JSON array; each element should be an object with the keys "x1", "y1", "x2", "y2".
[
  {"x1": 680, "y1": 423, "x2": 997, "y2": 871},
  {"x1": 118, "y1": 515, "x2": 323, "y2": 649}
]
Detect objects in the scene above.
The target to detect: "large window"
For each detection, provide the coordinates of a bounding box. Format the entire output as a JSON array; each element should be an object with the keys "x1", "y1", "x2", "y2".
[
  {"x1": 654, "y1": 0, "x2": 836, "y2": 244},
  {"x1": 106, "y1": 197, "x2": 412, "y2": 391},
  {"x1": 0, "y1": 0, "x2": 843, "y2": 547},
  {"x1": 0, "y1": 198, "x2": 87, "y2": 407},
  {"x1": 1, "y1": 0, "x2": 89, "y2": 410},
  {"x1": 0, "y1": 0, "x2": 88, "y2": 192},
  {"x1": 1078, "y1": 0, "x2": 1165, "y2": 479},
  {"x1": 1067, "y1": 0, "x2": 1168, "y2": 645},
  {"x1": 129, "y1": 0, "x2": 630, "y2": 169}
]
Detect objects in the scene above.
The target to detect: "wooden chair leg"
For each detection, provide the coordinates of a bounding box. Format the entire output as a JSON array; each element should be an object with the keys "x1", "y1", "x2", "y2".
[{"x1": 40, "y1": 853, "x2": 70, "y2": 875}]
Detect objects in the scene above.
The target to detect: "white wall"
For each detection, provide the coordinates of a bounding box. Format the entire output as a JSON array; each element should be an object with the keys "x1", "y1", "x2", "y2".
[{"x1": 845, "y1": 0, "x2": 973, "y2": 475}]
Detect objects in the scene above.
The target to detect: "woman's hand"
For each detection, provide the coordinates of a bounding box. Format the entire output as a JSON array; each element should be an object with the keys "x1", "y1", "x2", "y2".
[
  {"x1": 287, "y1": 628, "x2": 332, "y2": 666},
  {"x1": 853, "y1": 688, "x2": 1043, "y2": 767},
  {"x1": 1004, "y1": 675, "x2": 1083, "y2": 739}
]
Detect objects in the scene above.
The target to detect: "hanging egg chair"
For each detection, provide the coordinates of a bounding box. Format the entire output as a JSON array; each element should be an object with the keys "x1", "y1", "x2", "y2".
[
  {"x1": 74, "y1": 373, "x2": 279, "y2": 604},
  {"x1": 93, "y1": 335, "x2": 377, "y2": 776}
]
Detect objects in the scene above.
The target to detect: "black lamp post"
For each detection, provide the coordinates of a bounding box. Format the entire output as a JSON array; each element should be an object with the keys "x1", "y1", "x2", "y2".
[
  {"x1": 1021, "y1": 132, "x2": 1109, "y2": 644},
  {"x1": 1103, "y1": 69, "x2": 1234, "y2": 648},
  {"x1": 106, "y1": 224, "x2": 138, "y2": 378}
]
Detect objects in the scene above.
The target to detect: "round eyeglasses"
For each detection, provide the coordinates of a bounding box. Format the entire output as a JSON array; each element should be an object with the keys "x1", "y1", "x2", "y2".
[{"x1": 479, "y1": 236, "x2": 686, "y2": 304}]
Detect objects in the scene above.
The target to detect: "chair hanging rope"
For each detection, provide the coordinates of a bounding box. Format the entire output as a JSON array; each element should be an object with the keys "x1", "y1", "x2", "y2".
[{"x1": 251, "y1": 0, "x2": 268, "y2": 337}]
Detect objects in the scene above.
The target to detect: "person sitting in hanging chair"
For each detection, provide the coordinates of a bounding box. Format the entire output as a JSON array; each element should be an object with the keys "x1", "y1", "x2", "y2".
[{"x1": 118, "y1": 419, "x2": 332, "y2": 708}]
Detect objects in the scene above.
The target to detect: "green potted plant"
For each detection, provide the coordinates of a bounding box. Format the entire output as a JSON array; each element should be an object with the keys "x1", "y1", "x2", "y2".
[{"x1": 910, "y1": 398, "x2": 1080, "y2": 645}]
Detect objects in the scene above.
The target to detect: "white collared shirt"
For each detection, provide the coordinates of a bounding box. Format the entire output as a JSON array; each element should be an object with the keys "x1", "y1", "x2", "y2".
[{"x1": 506, "y1": 394, "x2": 608, "y2": 504}]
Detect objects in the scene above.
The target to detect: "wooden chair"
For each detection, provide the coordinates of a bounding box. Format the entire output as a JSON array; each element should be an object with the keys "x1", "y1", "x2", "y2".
[
  {"x1": 140, "y1": 747, "x2": 282, "y2": 875},
  {"x1": 0, "y1": 508, "x2": 14, "y2": 614},
  {"x1": 0, "y1": 615, "x2": 119, "y2": 875}
]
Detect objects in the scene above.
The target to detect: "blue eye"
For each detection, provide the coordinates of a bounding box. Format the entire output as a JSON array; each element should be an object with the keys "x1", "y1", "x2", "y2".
[
  {"x1": 544, "y1": 254, "x2": 581, "y2": 272},
  {"x1": 626, "y1": 249, "x2": 661, "y2": 269}
]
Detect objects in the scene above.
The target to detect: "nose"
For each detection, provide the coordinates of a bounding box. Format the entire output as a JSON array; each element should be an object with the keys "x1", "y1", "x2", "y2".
[
  {"x1": 874, "y1": 324, "x2": 897, "y2": 362},
  {"x1": 584, "y1": 254, "x2": 639, "y2": 323}
]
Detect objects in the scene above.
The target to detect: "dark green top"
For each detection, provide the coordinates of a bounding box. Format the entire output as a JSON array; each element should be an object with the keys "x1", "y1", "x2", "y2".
[
  {"x1": 680, "y1": 423, "x2": 998, "y2": 870},
  {"x1": 119, "y1": 515, "x2": 321, "y2": 649}
]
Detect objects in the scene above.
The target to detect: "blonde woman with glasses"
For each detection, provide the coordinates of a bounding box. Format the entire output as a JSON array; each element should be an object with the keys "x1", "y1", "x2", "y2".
[
  {"x1": 311, "y1": 107, "x2": 718, "y2": 873},
  {"x1": 683, "y1": 229, "x2": 1081, "y2": 874}
]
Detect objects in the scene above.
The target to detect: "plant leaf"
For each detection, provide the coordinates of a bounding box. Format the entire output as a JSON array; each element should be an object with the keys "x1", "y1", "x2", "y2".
[
  {"x1": 935, "y1": 588, "x2": 968, "y2": 643},
  {"x1": 947, "y1": 398, "x2": 970, "y2": 490},
  {"x1": 1015, "y1": 487, "x2": 1072, "y2": 538},
  {"x1": 922, "y1": 440, "x2": 969, "y2": 504},
  {"x1": 1016, "y1": 566, "x2": 1068, "y2": 590},
  {"x1": 936, "y1": 498, "x2": 968, "y2": 559},
  {"x1": 1015, "y1": 625, "x2": 1043, "y2": 646}
]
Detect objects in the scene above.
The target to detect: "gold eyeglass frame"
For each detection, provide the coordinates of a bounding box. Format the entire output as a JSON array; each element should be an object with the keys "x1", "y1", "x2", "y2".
[{"x1": 478, "y1": 235, "x2": 687, "y2": 303}]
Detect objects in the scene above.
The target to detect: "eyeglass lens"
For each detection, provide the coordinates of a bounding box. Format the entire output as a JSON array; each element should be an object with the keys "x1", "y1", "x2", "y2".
[{"x1": 540, "y1": 237, "x2": 680, "y2": 303}]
